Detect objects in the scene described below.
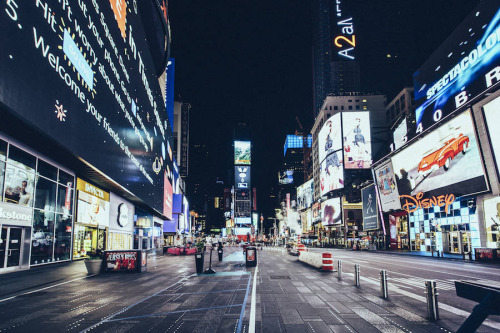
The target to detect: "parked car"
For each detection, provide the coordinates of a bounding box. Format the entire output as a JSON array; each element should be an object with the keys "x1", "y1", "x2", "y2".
[{"x1": 418, "y1": 134, "x2": 469, "y2": 175}]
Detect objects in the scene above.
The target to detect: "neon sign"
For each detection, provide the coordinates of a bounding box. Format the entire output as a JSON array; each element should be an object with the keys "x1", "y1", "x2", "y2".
[
  {"x1": 333, "y1": 1, "x2": 356, "y2": 60},
  {"x1": 400, "y1": 192, "x2": 455, "y2": 214}
]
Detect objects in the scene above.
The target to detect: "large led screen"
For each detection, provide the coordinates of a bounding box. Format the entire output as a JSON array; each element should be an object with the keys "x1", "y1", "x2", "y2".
[
  {"x1": 235, "y1": 166, "x2": 251, "y2": 189},
  {"x1": 413, "y1": 1, "x2": 500, "y2": 131},
  {"x1": 234, "y1": 141, "x2": 251, "y2": 165},
  {"x1": 0, "y1": 1, "x2": 171, "y2": 213},
  {"x1": 391, "y1": 110, "x2": 488, "y2": 198},
  {"x1": 321, "y1": 197, "x2": 342, "y2": 226},
  {"x1": 374, "y1": 160, "x2": 402, "y2": 211},
  {"x1": 483, "y1": 96, "x2": 500, "y2": 179},
  {"x1": 393, "y1": 120, "x2": 408, "y2": 150},
  {"x1": 362, "y1": 185, "x2": 378, "y2": 231},
  {"x1": 483, "y1": 197, "x2": 500, "y2": 248},
  {"x1": 342, "y1": 112, "x2": 372, "y2": 169},
  {"x1": 320, "y1": 151, "x2": 344, "y2": 196},
  {"x1": 278, "y1": 170, "x2": 294, "y2": 185},
  {"x1": 297, "y1": 179, "x2": 314, "y2": 210},
  {"x1": 318, "y1": 113, "x2": 342, "y2": 164}
]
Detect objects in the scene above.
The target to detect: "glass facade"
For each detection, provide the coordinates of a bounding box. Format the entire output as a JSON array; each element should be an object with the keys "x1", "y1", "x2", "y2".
[
  {"x1": 0, "y1": 138, "x2": 75, "y2": 266},
  {"x1": 409, "y1": 197, "x2": 479, "y2": 254}
]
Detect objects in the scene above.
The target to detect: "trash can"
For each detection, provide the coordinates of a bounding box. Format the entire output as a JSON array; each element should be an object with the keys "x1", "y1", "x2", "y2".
[
  {"x1": 195, "y1": 252, "x2": 204, "y2": 274},
  {"x1": 245, "y1": 246, "x2": 257, "y2": 267}
]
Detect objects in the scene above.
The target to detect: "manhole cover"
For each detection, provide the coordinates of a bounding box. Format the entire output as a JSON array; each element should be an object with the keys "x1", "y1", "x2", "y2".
[
  {"x1": 233, "y1": 263, "x2": 246, "y2": 268},
  {"x1": 270, "y1": 276, "x2": 291, "y2": 280}
]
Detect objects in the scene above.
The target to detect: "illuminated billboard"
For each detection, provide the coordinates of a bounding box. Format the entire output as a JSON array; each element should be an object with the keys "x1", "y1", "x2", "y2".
[
  {"x1": 413, "y1": 1, "x2": 500, "y2": 131},
  {"x1": 483, "y1": 96, "x2": 500, "y2": 179},
  {"x1": 374, "y1": 160, "x2": 402, "y2": 211},
  {"x1": 342, "y1": 112, "x2": 372, "y2": 169},
  {"x1": 0, "y1": 1, "x2": 172, "y2": 213},
  {"x1": 234, "y1": 141, "x2": 251, "y2": 165},
  {"x1": 235, "y1": 166, "x2": 251, "y2": 189},
  {"x1": 321, "y1": 197, "x2": 342, "y2": 226},
  {"x1": 391, "y1": 110, "x2": 488, "y2": 198},
  {"x1": 362, "y1": 185, "x2": 378, "y2": 231},
  {"x1": 330, "y1": 0, "x2": 357, "y2": 61},
  {"x1": 393, "y1": 120, "x2": 408, "y2": 150},
  {"x1": 318, "y1": 113, "x2": 342, "y2": 164},
  {"x1": 297, "y1": 179, "x2": 314, "y2": 210},
  {"x1": 319, "y1": 151, "x2": 344, "y2": 196},
  {"x1": 279, "y1": 170, "x2": 294, "y2": 185}
]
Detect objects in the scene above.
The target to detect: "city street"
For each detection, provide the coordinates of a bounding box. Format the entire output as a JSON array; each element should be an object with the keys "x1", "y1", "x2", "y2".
[{"x1": 1, "y1": 246, "x2": 499, "y2": 332}]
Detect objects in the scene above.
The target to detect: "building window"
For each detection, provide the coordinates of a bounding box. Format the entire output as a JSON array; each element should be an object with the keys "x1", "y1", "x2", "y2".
[
  {"x1": 334, "y1": 106, "x2": 338, "y2": 110},
  {"x1": 348, "y1": 106, "x2": 353, "y2": 110},
  {"x1": 356, "y1": 105, "x2": 360, "y2": 110},
  {"x1": 341, "y1": 106, "x2": 344, "y2": 110}
]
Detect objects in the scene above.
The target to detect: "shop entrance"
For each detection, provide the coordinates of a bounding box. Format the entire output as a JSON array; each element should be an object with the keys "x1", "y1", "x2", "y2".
[
  {"x1": 445, "y1": 231, "x2": 461, "y2": 254},
  {"x1": 1, "y1": 226, "x2": 23, "y2": 270},
  {"x1": 461, "y1": 231, "x2": 471, "y2": 254}
]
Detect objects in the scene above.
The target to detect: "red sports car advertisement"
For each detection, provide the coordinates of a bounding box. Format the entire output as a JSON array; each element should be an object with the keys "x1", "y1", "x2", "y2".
[
  {"x1": 105, "y1": 251, "x2": 139, "y2": 272},
  {"x1": 391, "y1": 110, "x2": 488, "y2": 198}
]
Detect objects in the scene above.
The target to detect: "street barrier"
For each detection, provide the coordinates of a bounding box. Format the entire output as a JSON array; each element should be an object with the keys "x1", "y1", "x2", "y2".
[
  {"x1": 425, "y1": 280, "x2": 439, "y2": 320},
  {"x1": 298, "y1": 251, "x2": 334, "y2": 271},
  {"x1": 380, "y1": 270, "x2": 388, "y2": 299}
]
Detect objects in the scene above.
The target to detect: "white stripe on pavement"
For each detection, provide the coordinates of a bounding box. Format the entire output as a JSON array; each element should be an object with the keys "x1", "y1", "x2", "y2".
[{"x1": 248, "y1": 266, "x2": 258, "y2": 333}]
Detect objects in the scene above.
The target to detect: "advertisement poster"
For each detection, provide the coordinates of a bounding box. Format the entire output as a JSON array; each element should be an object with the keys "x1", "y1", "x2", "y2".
[
  {"x1": 413, "y1": 1, "x2": 500, "y2": 131},
  {"x1": 483, "y1": 96, "x2": 500, "y2": 179},
  {"x1": 320, "y1": 151, "x2": 344, "y2": 196},
  {"x1": 235, "y1": 166, "x2": 251, "y2": 189},
  {"x1": 362, "y1": 185, "x2": 378, "y2": 231},
  {"x1": 374, "y1": 160, "x2": 402, "y2": 211},
  {"x1": 343, "y1": 112, "x2": 372, "y2": 169},
  {"x1": 0, "y1": 1, "x2": 172, "y2": 213},
  {"x1": 321, "y1": 197, "x2": 342, "y2": 226},
  {"x1": 389, "y1": 214, "x2": 398, "y2": 250},
  {"x1": 106, "y1": 251, "x2": 138, "y2": 272},
  {"x1": 312, "y1": 202, "x2": 320, "y2": 222},
  {"x1": 318, "y1": 113, "x2": 342, "y2": 164},
  {"x1": 393, "y1": 120, "x2": 408, "y2": 150},
  {"x1": 77, "y1": 191, "x2": 110, "y2": 227},
  {"x1": 391, "y1": 110, "x2": 487, "y2": 198},
  {"x1": 483, "y1": 197, "x2": 500, "y2": 248},
  {"x1": 279, "y1": 170, "x2": 294, "y2": 185},
  {"x1": 234, "y1": 141, "x2": 251, "y2": 165},
  {"x1": 297, "y1": 179, "x2": 314, "y2": 210}
]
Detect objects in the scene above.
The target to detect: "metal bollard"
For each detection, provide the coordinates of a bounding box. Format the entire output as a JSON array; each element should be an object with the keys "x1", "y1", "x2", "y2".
[
  {"x1": 380, "y1": 270, "x2": 388, "y2": 299},
  {"x1": 436, "y1": 250, "x2": 440, "y2": 258},
  {"x1": 425, "y1": 280, "x2": 439, "y2": 320},
  {"x1": 354, "y1": 264, "x2": 360, "y2": 287},
  {"x1": 338, "y1": 260, "x2": 342, "y2": 279}
]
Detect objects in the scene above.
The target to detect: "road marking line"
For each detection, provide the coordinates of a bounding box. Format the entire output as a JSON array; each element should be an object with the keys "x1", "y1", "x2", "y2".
[
  {"x1": 236, "y1": 272, "x2": 253, "y2": 333},
  {"x1": 248, "y1": 266, "x2": 258, "y2": 333},
  {"x1": 0, "y1": 274, "x2": 96, "y2": 303}
]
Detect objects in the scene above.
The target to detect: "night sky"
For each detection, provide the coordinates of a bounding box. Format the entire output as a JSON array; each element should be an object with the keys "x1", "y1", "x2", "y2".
[{"x1": 168, "y1": 0, "x2": 480, "y2": 218}]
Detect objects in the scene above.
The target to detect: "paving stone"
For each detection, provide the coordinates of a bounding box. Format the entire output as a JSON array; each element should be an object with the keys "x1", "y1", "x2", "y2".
[
  {"x1": 280, "y1": 308, "x2": 304, "y2": 325},
  {"x1": 284, "y1": 324, "x2": 308, "y2": 332}
]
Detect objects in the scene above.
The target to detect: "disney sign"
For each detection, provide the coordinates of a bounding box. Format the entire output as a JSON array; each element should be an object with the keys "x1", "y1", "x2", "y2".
[{"x1": 399, "y1": 192, "x2": 455, "y2": 214}]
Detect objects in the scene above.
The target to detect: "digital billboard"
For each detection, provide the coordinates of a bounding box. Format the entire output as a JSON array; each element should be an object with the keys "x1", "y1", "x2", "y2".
[
  {"x1": 183, "y1": 196, "x2": 189, "y2": 233},
  {"x1": 297, "y1": 179, "x2": 314, "y2": 210},
  {"x1": 329, "y1": 0, "x2": 357, "y2": 61},
  {"x1": 483, "y1": 96, "x2": 500, "y2": 179},
  {"x1": 234, "y1": 141, "x2": 251, "y2": 165},
  {"x1": 342, "y1": 112, "x2": 372, "y2": 169},
  {"x1": 391, "y1": 110, "x2": 488, "y2": 198},
  {"x1": 235, "y1": 166, "x2": 251, "y2": 189},
  {"x1": 321, "y1": 197, "x2": 342, "y2": 226},
  {"x1": 483, "y1": 197, "x2": 500, "y2": 248},
  {"x1": 165, "y1": 58, "x2": 175, "y2": 129},
  {"x1": 318, "y1": 113, "x2": 342, "y2": 164},
  {"x1": 362, "y1": 185, "x2": 378, "y2": 231},
  {"x1": 393, "y1": 119, "x2": 408, "y2": 150},
  {"x1": 278, "y1": 170, "x2": 294, "y2": 185},
  {"x1": 413, "y1": 1, "x2": 500, "y2": 131},
  {"x1": 320, "y1": 150, "x2": 344, "y2": 196},
  {"x1": 0, "y1": 1, "x2": 171, "y2": 213},
  {"x1": 374, "y1": 160, "x2": 402, "y2": 211}
]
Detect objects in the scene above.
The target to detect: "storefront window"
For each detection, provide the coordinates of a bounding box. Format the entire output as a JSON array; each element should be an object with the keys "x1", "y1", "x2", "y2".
[
  {"x1": 0, "y1": 139, "x2": 7, "y2": 161},
  {"x1": 57, "y1": 184, "x2": 73, "y2": 216},
  {"x1": 54, "y1": 214, "x2": 72, "y2": 261},
  {"x1": 31, "y1": 210, "x2": 55, "y2": 264},
  {"x1": 0, "y1": 162, "x2": 5, "y2": 202},
  {"x1": 34, "y1": 176, "x2": 57, "y2": 212},
  {"x1": 58, "y1": 170, "x2": 74, "y2": 187},
  {"x1": 8, "y1": 144, "x2": 36, "y2": 171},
  {"x1": 37, "y1": 159, "x2": 58, "y2": 181},
  {"x1": 73, "y1": 224, "x2": 106, "y2": 259},
  {"x1": 4, "y1": 164, "x2": 34, "y2": 206}
]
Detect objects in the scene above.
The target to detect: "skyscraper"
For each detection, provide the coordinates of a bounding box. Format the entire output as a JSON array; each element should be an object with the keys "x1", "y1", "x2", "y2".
[{"x1": 312, "y1": 0, "x2": 361, "y2": 117}]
